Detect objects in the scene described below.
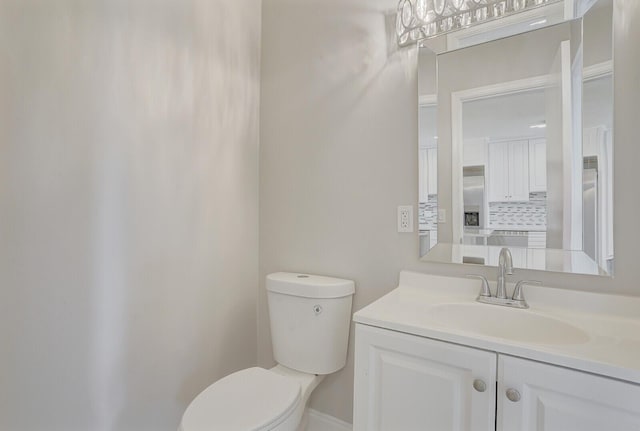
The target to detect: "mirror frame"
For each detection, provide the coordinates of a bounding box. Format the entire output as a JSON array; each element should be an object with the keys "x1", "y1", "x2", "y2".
[{"x1": 416, "y1": 0, "x2": 614, "y2": 276}]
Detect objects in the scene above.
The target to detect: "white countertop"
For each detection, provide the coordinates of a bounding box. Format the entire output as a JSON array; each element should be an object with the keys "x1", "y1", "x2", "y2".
[{"x1": 353, "y1": 271, "x2": 640, "y2": 385}]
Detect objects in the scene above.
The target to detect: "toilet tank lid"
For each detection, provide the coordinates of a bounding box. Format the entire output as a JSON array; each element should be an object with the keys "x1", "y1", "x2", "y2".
[{"x1": 266, "y1": 272, "x2": 355, "y2": 298}]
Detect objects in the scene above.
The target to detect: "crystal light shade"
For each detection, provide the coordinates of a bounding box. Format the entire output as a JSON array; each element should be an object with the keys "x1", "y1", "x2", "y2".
[{"x1": 396, "y1": 0, "x2": 562, "y2": 46}]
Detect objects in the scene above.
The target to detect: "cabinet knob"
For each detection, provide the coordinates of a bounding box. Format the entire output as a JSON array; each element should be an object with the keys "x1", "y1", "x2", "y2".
[
  {"x1": 473, "y1": 379, "x2": 487, "y2": 392},
  {"x1": 506, "y1": 388, "x2": 521, "y2": 402}
]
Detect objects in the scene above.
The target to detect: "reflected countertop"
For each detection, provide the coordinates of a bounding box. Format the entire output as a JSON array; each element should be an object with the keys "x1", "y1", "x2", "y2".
[{"x1": 463, "y1": 228, "x2": 494, "y2": 236}]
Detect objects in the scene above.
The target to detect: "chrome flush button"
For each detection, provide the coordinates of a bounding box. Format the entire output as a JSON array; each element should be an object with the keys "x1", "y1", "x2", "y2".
[{"x1": 313, "y1": 305, "x2": 323, "y2": 315}]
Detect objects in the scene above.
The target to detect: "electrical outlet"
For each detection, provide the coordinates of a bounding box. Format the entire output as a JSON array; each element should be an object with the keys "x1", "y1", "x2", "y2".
[{"x1": 397, "y1": 205, "x2": 414, "y2": 233}]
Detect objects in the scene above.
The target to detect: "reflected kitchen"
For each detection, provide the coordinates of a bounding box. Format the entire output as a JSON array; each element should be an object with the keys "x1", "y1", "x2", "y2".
[{"x1": 418, "y1": 1, "x2": 614, "y2": 275}]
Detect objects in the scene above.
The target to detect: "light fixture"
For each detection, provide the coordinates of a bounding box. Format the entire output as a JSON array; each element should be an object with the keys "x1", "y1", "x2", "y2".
[
  {"x1": 396, "y1": 0, "x2": 561, "y2": 46},
  {"x1": 529, "y1": 121, "x2": 547, "y2": 129}
]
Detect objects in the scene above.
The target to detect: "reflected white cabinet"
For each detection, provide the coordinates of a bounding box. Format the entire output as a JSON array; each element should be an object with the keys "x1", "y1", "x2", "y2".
[
  {"x1": 430, "y1": 229, "x2": 438, "y2": 249},
  {"x1": 488, "y1": 140, "x2": 530, "y2": 202},
  {"x1": 419, "y1": 148, "x2": 438, "y2": 201},
  {"x1": 498, "y1": 356, "x2": 640, "y2": 431},
  {"x1": 354, "y1": 324, "x2": 640, "y2": 431},
  {"x1": 488, "y1": 246, "x2": 527, "y2": 267},
  {"x1": 353, "y1": 324, "x2": 496, "y2": 431},
  {"x1": 464, "y1": 139, "x2": 488, "y2": 166},
  {"x1": 528, "y1": 139, "x2": 547, "y2": 192}
]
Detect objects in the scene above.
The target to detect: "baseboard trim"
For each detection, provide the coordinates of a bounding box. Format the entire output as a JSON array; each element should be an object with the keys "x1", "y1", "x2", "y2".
[{"x1": 306, "y1": 409, "x2": 352, "y2": 431}]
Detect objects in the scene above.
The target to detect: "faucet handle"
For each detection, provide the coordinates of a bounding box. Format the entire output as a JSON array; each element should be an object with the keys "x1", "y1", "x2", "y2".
[
  {"x1": 467, "y1": 274, "x2": 492, "y2": 298},
  {"x1": 512, "y1": 280, "x2": 541, "y2": 301}
]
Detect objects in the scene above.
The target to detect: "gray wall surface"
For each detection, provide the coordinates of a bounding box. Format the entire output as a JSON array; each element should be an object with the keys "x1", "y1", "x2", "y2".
[
  {"x1": 260, "y1": 0, "x2": 640, "y2": 424},
  {"x1": 0, "y1": 1, "x2": 260, "y2": 429}
]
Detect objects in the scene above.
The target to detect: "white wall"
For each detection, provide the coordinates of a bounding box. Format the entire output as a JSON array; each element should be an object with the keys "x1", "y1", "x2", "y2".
[
  {"x1": 260, "y1": 0, "x2": 640, "y2": 424},
  {"x1": 0, "y1": 1, "x2": 260, "y2": 430},
  {"x1": 260, "y1": 0, "x2": 418, "y2": 423}
]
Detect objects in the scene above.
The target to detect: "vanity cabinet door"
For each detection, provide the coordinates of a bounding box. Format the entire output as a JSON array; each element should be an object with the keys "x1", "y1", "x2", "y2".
[
  {"x1": 354, "y1": 324, "x2": 496, "y2": 431},
  {"x1": 498, "y1": 355, "x2": 640, "y2": 431}
]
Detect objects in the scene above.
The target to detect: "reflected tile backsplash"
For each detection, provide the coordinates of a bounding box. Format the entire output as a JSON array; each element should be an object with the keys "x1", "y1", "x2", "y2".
[
  {"x1": 419, "y1": 195, "x2": 438, "y2": 231},
  {"x1": 489, "y1": 192, "x2": 547, "y2": 230}
]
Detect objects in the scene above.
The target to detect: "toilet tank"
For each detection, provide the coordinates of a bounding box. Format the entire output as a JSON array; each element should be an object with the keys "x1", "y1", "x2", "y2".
[{"x1": 266, "y1": 272, "x2": 355, "y2": 375}]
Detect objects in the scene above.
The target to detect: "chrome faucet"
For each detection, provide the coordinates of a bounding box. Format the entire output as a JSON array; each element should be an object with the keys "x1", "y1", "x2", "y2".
[
  {"x1": 496, "y1": 247, "x2": 513, "y2": 299},
  {"x1": 467, "y1": 247, "x2": 540, "y2": 309}
]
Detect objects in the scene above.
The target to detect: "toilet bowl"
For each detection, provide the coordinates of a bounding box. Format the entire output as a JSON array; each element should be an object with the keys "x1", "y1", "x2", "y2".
[
  {"x1": 179, "y1": 272, "x2": 355, "y2": 431},
  {"x1": 178, "y1": 365, "x2": 322, "y2": 431}
]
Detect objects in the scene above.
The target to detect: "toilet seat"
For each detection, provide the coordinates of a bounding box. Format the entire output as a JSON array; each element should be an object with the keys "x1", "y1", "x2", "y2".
[{"x1": 180, "y1": 367, "x2": 301, "y2": 431}]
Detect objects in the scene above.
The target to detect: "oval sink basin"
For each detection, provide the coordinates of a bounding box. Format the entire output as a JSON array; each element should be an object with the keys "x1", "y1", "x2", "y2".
[{"x1": 427, "y1": 303, "x2": 590, "y2": 345}]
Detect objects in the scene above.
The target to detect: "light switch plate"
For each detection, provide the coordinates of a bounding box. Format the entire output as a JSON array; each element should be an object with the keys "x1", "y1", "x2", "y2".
[{"x1": 438, "y1": 209, "x2": 446, "y2": 223}]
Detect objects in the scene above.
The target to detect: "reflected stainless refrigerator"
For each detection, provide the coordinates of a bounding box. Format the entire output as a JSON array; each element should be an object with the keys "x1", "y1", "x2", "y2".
[{"x1": 463, "y1": 166, "x2": 485, "y2": 228}]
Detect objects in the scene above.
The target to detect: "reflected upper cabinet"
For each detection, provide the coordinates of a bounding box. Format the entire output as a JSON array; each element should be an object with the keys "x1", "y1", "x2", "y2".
[{"x1": 417, "y1": 0, "x2": 614, "y2": 276}]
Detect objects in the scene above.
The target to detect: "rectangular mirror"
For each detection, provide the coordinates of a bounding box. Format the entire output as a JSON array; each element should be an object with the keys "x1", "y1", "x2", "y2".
[{"x1": 418, "y1": 0, "x2": 613, "y2": 276}]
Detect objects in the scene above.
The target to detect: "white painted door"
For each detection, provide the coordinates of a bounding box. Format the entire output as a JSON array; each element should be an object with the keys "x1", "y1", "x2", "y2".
[
  {"x1": 353, "y1": 324, "x2": 496, "y2": 431},
  {"x1": 528, "y1": 139, "x2": 547, "y2": 192},
  {"x1": 508, "y1": 140, "x2": 530, "y2": 201},
  {"x1": 498, "y1": 355, "x2": 640, "y2": 431},
  {"x1": 488, "y1": 142, "x2": 509, "y2": 202}
]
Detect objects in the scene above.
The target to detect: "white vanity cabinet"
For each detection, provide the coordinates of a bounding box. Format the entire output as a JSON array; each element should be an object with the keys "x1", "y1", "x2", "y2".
[
  {"x1": 353, "y1": 324, "x2": 496, "y2": 431},
  {"x1": 354, "y1": 323, "x2": 640, "y2": 431},
  {"x1": 498, "y1": 356, "x2": 640, "y2": 431},
  {"x1": 488, "y1": 140, "x2": 530, "y2": 202}
]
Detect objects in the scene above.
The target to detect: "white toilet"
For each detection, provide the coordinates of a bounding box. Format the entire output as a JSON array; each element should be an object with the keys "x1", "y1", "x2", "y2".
[{"x1": 179, "y1": 272, "x2": 355, "y2": 431}]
